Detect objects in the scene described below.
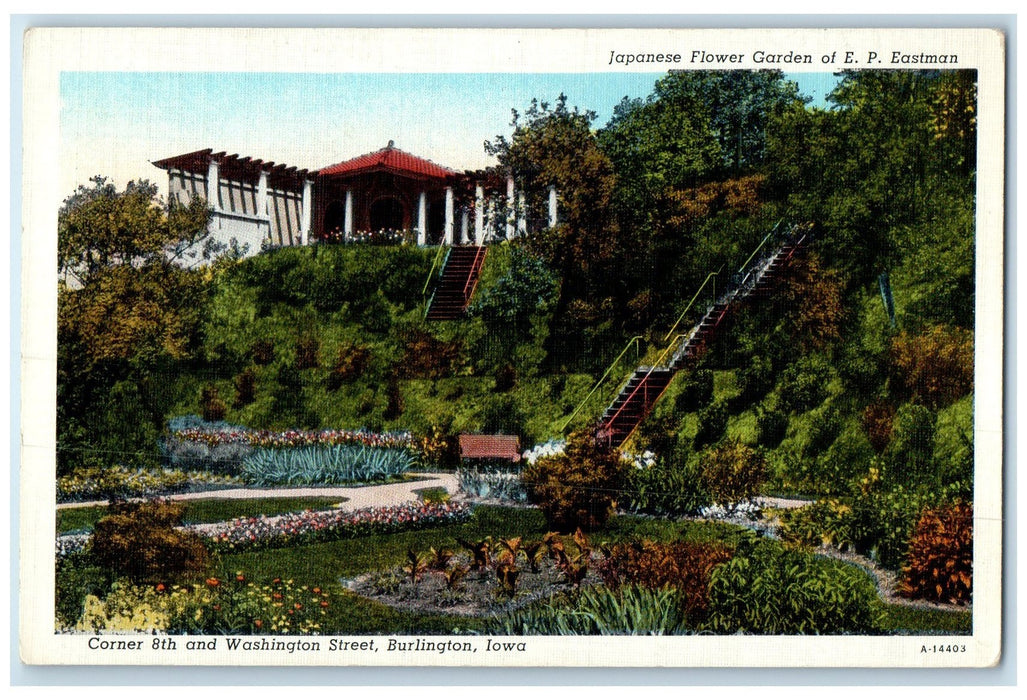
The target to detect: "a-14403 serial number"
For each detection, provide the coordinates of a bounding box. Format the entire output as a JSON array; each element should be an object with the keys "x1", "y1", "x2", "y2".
[{"x1": 921, "y1": 644, "x2": 967, "y2": 653}]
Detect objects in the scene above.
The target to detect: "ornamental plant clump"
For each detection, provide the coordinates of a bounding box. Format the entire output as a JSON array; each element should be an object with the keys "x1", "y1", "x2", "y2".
[
  {"x1": 56, "y1": 465, "x2": 241, "y2": 502},
  {"x1": 705, "y1": 538, "x2": 884, "y2": 634},
  {"x1": 900, "y1": 501, "x2": 973, "y2": 605},
  {"x1": 521, "y1": 431, "x2": 631, "y2": 532},
  {"x1": 89, "y1": 499, "x2": 209, "y2": 583},
  {"x1": 239, "y1": 443, "x2": 415, "y2": 486},
  {"x1": 597, "y1": 539, "x2": 733, "y2": 619},
  {"x1": 696, "y1": 440, "x2": 768, "y2": 508}
]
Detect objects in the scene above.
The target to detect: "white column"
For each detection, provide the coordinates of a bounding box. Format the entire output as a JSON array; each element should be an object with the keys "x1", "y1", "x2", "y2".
[
  {"x1": 460, "y1": 209, "x2": 469, "y2": 245},
  {"x1": 505, "y1": 176, "x2": 515, "y2": 239},
  {"x1": 300, "y1": 180, "x2": 313, "y2": 245},
  {"x1": 417, "y1": 191, "x2": 427, "y2": 246},
  {"x1": 206, "y1": 159, "x2": 220, "y2": 210},
  {"x1": 344, "y1": 189, "x2": 354, "y2": 239},
  {"x1": 444, "y1": 187, "x2": 455, "y2": 245},
  {"x1": 257, "y1": 171, "x2": 268, "y2": 216},
  {"x1": 548, "y1": 185, "x2": 558, "y2": 227},
  {"x1": 517, "y1": 191, "x2": 527, "y2": 237},
  {"x1": 474, "y1": 184, "x2": 484, "y2": 243},
  {"x1": 486, "y1": 199, "x2": 497, "y2": 244}
]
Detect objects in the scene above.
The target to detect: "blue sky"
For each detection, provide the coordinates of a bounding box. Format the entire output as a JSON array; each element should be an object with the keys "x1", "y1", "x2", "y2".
[{"x1": 60, "y1": 71, "x2": 838, "y2": 200}]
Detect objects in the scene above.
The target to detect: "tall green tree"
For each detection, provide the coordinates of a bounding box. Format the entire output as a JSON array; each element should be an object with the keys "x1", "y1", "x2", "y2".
[{"x1": 57, "y1": 177, "x2": 214, "y2": 473}]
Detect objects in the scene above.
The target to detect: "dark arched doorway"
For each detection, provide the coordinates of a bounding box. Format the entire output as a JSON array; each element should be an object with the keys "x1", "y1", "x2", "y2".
[
  {"x1": 370, "y1": 196, "x2": 406, "y2": 232},
  {"x1": 427, "y1": 196, "x2": 446, "y2": 244},
  {"x1": 323, "y1": 200, "x2": 346, "y2": 241}
]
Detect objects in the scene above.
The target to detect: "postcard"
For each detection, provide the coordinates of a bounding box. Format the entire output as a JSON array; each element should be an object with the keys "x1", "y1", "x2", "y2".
[{"x1": 19, "y1": 25, "x2": 1005, "y2": 668}]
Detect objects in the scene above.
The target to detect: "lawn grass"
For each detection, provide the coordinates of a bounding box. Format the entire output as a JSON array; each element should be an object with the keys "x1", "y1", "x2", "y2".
[
  {"x1": 877, "y1": 602, "x2": 972, "y2": 634},
  {"x1": 56, "y1": 496, "x2": 347, "y2": 534}
]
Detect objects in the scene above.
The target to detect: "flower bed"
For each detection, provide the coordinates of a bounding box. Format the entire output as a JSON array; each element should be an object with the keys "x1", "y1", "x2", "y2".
[
  {"x1": 171, "y1": 424, "x2": 414, "y2": 451},
  {"x1": 201, "y1": 501, "x2": 473, "y2": 553},
  {"x1": 57, "y1": 465, "x2": 242, "y2": 503}
]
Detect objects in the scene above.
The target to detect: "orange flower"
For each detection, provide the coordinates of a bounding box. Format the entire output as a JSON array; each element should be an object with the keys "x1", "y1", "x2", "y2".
[
  {"x1": 312, "y1": 587, "x2": 321, "y2": 594},
  {"x1": 155, "y1": 583, "x2": 166, "y2": 593},
  {"x1": 254, "y1": 619, "x2": 262, "y2": 628},
  {"x1": 273, "y1": 592, "x2": 282, "y2": 600},
  {"x1": 206, "y1": 578, "x2": 220, "y2": 587},
  {"x1": 320, "y1": 600, "x2": 329, "y2": 608},
  {"x1": 294, "y1": 603, "x2": 302, "y2": 610},
  {"x1": 236, "y1": 574, "x2": 246, "y2": 582}
]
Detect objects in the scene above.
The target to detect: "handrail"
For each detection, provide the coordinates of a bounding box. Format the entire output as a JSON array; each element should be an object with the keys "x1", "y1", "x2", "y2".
[
  {"x1": 422, "y1": 244, "x2": 450, "y2": 298},
  {"x1": 463, "y1": 246, "x2": 488, "y2": 302},
  {"x1": 560, "y1": 335, "x2": 643, "y2": 432},
  {"x1": 663, "y1": 270, "x2": 721, "y2": 343},
  {"x1": 736, "y1": 219, "x2": 783, "y2": 275},
  {"x1": 597, "y1": 334, "x2": 685, "y2": 445}
]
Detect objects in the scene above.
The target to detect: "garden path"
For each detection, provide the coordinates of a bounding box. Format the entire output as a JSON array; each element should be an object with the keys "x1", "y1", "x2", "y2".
[{"x1": 55, "y1": 472, "x2": 461, "y2": 511}]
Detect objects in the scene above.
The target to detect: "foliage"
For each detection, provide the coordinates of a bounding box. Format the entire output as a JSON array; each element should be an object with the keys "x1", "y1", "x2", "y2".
[
  {"x1": 294, "y1": 336, "x2": 321, "y2": 370},
  {"x1": 777, "y1": 499, "x2": 855, "y2": 551},
  {"x1": 755, "y1": 407, "x2": 788, "y2": 448},
  {"x1": 58, "y1": 176, "x2": 214, "y2": 285},
  {"x1": 469, "y1": 244, "x2": 558, "y2": 337},
  {"x1": 522, "y1": 431, "x2": 631, "y2": 532},
  {"x1": 233, "y1": 368, "x2": 258, "y2": 408},
  {"x1": 200, "y1": 385, "x2": 228, "y2": 422},
  {"x1": 597, "y1": 539, "x2": 733, "y2": 618},
  {"x1": 625, "y1": 458, "x2": 710, "y2": 517},
  {"x1": 676, "y1": 369, "x2": 714, "y2": 413},
  {"x1": 778, "y1": 355, "x2": 833, "y2": 414},
  {"x1": 89, "y1": 499, "x2": 209, "y2": 583},
  {"x1": 849, "y1": 485, "x2": 939, "y2": 569},
  {"x1": 862, "y1": 399, "x2": 896, "y2": 453},
  {"x1": 890, "y1": 325, "x2": 974, "y2": 408},
  {"x1": 239, "y1": 444, "x2": 415, "y2": 486},
  {"x1": 491, "y1": 585, "x2": 691, "y2": 635},
  {"x1": 705, "y1": 537, "x2": 884, "y2": 634},
  {"x1": 900, "y1": 501, "x2": 973, "y2": 605},
  {"x1": 696, "y1": 440, "x2": 767, "y2": 506},
  {"x1": 693, "y1": 399, "x2": 728, "y2": 448},
  {"x1": 399, "y1": 329, "x2": 465, "y2": 379},
  {"x1": 884, "y1": 404, "x2": 938, "y2": 488}
]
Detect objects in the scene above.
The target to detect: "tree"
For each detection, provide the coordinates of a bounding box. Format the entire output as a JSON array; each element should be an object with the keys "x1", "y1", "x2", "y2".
[
  {"x1": 57, "y1": 177, "x2": 215, "y2": 474},
  {"x1": 485, "y1": 95, "x2": 630, "y2": 367},
  {"x1": 59, "y1": 176, "x2": 213, "y2": 285}
]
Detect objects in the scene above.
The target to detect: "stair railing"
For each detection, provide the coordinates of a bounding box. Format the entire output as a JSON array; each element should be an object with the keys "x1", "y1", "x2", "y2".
[
  {"x1": 560, "y1": 335, "x2": 643, "y2": 433},
  {"x1": 462, "y1": 246, "x2": 488, "y2": 303},
  {"x1": 663, "y1": 269, "x2": 721, "y2": 343},
  {"x1": 596, "y1": 333, "x2": 685, "y2": 446},
  {"x1": 422, "y1": 245, "x2": 451, "y2": 318}
]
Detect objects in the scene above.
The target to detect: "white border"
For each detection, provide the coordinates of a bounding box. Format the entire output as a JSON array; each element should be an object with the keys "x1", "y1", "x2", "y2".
[{"x1": 19, "y1": 26, "x2": 1006, "y2": 669}]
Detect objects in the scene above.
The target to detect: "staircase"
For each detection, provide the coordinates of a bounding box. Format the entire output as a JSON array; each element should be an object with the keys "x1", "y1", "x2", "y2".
[
  {"x1": 596, "y1": 224, "x2": 810, "y2": 447},
  {"x1": 425, "y1": 246, "x2": 488, "y2": 321}
]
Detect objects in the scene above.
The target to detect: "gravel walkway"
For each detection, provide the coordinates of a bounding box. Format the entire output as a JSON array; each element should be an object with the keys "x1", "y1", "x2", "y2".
[{"x1": 55, "y1": 472, "x2": 462, "y2": 512}]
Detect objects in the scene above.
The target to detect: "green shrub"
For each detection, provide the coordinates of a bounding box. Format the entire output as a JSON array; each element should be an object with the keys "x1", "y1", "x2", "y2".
[
  {"x1": 597, "y1": 540, "x2": 733, "y2": 618},
  {"x1": 778, "y1": 355, "x2": 832, "y2": 414},
  {"x1": 56, "y1": 552, "x2": 113, "y2": 628},
  {"x1": 697, "y1": 440, "x2": 767, "y2": 506},
  {"x1": 705, "y1": 538, "x2": 884, "y2": 634},
  {"x1": 675, "y1": 369, "x2": 714, "y2": 413},
  {"x1": 777, "y1": 499, "x2": 855, "y2": 551},
  {"x1": 626, "y1": 458, "x2": 710, "y2": 517},
  {"x1": 804, "y1": 407, "x2": 842, "y2": 457},
  {"x1": 861, "y1": 399, "x2": 896, "y2": 453},
  {"x1": 755, "y1": 407, "x2": 788, "y2": 448},
  {"x1": 885, "y1": 404, "x2": 937, "y2": 487},
  {"x1": 900, "y1": 501, "x2": 973, "y2": 605},
  {"x1": 491, "y1": 585, "x2": 690, "y2": 635},
  {"x1": 522, "y1": 431, "x2": 630, "y2": 532},
  {"x1": 89, "y1": 499, "x2": 209, "y2": 583},
  {"x1": 250, "y1": 339, "x2": 275, "y2": 365},
  {"x1": 849, "y1": 485, "x2": 936, "y2": 569},
  {"x1": 737, "y1": 355, "x2": 774, "y2": 405},
  {"x1": 693, "y1": 399, "x2": 728, "y2": 448}
]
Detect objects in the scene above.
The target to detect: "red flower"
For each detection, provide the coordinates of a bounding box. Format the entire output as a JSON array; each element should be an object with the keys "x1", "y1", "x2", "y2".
[
  {"x1": 155, "y1": 583, "x2": 166, "y2": 593},
  {"x1": 206, "y1": 578, "x2": 220, "y2": 587}
]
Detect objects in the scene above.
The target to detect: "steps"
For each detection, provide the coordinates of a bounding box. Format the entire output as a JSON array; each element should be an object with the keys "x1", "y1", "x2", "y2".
[
  {"x1": 425, "y1": 246, "x2": 487, "y2": 321},
  {"x1": 595, "y1": 224, "x2": 811, "y2": 447}
]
